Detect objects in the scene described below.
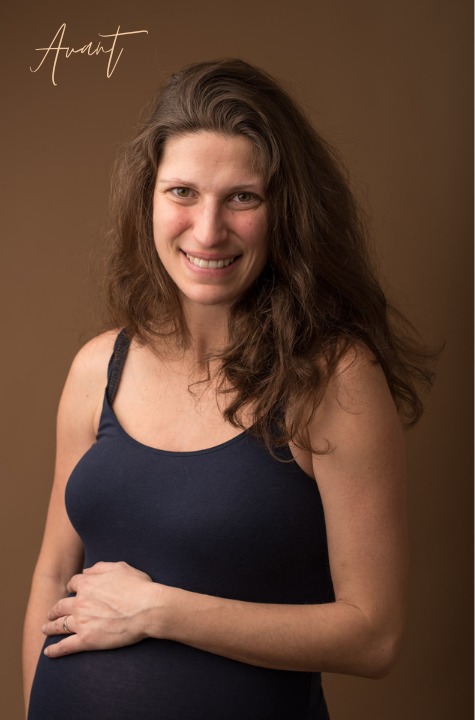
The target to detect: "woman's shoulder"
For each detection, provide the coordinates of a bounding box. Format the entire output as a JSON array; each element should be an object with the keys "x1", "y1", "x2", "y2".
[
  {"x1": 59, "y1": 330, "x2": 122, "y2": 417},
  {"x1": 69, "y1": 329, "x2": 121, "y2": 382},
  {"x1": 307, "y1": 343, "x2": 403, "y2": 461},
  {"x1": 316, "y1": 343, "x2": 395, "y2": 421},
  {"x1": 329, "y1": 342, "x2": 380, "y2": 390},
  {"x1": 290, "y1": 343, "x2": 399, "y2": 473}
]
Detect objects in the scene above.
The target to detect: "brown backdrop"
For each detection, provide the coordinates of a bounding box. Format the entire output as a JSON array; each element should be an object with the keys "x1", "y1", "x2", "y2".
[{"x1": 1, "y1": 1, "x2": 473, "y2": 717}]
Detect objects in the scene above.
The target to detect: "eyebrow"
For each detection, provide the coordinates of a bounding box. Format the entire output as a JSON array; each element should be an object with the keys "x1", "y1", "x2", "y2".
[
  {"x1": 157, "y1": 178, "x2": 188, "y2": 185},
  {"x1": 157, "y1": 178, "x2": 264, "y2": 192}
]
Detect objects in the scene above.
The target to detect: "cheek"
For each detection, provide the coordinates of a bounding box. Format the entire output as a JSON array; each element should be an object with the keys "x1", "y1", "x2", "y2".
[
  {"x1": 153, "y1": 205, "x2": 189, "y2": 246},
  {"x1": 249, "y1": 218, "x2": 268, "y2": 258},
  {"x1": 238, "y1": 213, "x2": 267, "y2": 247}
]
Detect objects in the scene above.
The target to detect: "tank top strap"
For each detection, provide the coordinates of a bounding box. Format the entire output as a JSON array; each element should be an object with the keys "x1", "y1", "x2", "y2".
[{"x1": 106, "y1": 329, "x2": 131, "y2": 406}]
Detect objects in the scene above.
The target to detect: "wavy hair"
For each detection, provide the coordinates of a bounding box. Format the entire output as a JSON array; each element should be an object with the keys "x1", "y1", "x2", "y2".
[{"x1": 105, "y1": 58, "x2": 435, "y2": 451}]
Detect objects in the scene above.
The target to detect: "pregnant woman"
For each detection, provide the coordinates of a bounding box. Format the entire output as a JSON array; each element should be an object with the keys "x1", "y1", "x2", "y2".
[{"x1": 23, "y1": 58, "x2": 433, "y2": 719}]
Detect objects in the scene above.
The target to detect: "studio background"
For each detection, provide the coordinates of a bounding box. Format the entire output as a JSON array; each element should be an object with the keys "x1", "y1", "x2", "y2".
[{"x1": 1, "y1": 1, "x2": 472, "y2": 718}]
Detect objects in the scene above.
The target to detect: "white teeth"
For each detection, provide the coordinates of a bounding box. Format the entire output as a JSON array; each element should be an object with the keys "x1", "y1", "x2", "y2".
[{"x1": 186, "y1": 253, "x2": 236, "y2": 269}]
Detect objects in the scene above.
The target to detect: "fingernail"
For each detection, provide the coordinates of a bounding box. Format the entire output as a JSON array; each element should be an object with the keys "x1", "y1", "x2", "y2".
[
  {"x1": 41, "y1": 624, "x2": 46, "y2": 634},
  {"x1": 44, "y1": 647, "x2": 50, "y2": 657}
]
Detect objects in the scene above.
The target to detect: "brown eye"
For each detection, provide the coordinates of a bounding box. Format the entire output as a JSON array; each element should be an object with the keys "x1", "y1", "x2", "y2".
[
  {"x1": 171, "y1": 187, "x2": 192, "y2": 198},
  {"x1": 236, "y1": 192, "x2": 253, "y2": 202},
  {"x1": 231, "y1": 192, "x2": 262, "y2": 207}
]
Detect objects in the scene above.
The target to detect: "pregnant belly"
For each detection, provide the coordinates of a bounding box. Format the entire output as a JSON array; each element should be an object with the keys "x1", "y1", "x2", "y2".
[{"x1": 28, "y1": 635, "x2": 316, "y2": 720}]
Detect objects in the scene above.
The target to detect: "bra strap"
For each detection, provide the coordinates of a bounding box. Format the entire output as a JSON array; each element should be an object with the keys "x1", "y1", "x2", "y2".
[{"x1": 106, "y1": 329, "x2": 131, "y2": 406}]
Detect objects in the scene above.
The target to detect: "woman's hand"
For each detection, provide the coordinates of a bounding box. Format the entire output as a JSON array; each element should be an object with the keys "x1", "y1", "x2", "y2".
[{"x1": 42, "y1": 561, "x2": 161, "y2": 658}]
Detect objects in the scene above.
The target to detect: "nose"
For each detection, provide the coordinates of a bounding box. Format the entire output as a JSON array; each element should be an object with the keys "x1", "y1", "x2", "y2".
[{"x1": 192, "y1": 199, "x2": 228, "y2": 247}]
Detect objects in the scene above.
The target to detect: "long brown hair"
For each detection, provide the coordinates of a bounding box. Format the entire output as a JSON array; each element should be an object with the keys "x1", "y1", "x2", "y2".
[{"x1": 105, "y1": 58, "x2": 435, "y2": 451}]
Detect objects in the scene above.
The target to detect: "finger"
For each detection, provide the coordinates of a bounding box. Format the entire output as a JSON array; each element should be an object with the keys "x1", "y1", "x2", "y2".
[
  {"x1": 61, "y1": 614, "x2": 74, "y2": 634},
  {"x1": 83, "y1": 561, "x2": 131, "y2": 574},
  {"x1": 66, "y1": 563, "x2": 113, "y2": 592},
  {"x1": 83, "y1": 561, "x2": 116, "y2": 574},
  {"x1": 47, "y1": 598, "x2": 75, "y2": 621},
  {"x1": 66, "y1": 573, "x2": 83, "y2": 593},
  {"x1": 44, "y1": 635, "x2": 84, "y2": 658},
  {"x1": 42, "y1": 614, "x2": 75, "y2": 637}
]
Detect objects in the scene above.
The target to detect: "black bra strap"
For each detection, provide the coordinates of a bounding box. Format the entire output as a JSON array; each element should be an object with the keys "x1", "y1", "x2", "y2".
[{"x1": 106, "y1": 329, "x2": 131, "y2": 406}]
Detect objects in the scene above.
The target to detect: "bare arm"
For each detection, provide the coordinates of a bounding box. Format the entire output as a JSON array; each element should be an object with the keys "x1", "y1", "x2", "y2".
[
  {"x1": 42, "y1": 348, "x2": 408, "y2": 679},
  {"x1": 22, "y1": 332, "x2": 116, "y2": 715}
]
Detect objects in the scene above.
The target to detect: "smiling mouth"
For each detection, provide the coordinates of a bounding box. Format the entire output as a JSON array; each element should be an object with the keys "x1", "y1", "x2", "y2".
[{"x1": 185, "y1": 252, "x2": 238, "y2": 269}]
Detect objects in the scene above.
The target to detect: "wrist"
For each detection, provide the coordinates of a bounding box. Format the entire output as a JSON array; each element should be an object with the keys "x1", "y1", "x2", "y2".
[{"x1": 142, "y1": 582, "x2": 179, "y2": 640}]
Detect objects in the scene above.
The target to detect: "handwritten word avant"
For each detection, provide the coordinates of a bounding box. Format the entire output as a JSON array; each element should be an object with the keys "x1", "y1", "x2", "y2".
[{"x1": 30, "y1": 23, "x2": 148, "y2": 86}]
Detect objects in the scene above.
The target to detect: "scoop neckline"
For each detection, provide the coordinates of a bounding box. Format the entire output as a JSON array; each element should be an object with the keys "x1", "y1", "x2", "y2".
[{"x1": 102, "y1": 392, "x2": 252, "y2": 456}]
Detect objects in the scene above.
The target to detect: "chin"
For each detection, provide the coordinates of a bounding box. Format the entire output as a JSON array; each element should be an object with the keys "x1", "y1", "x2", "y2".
[{"x1": 181, "y1": 291, "x2": 235, "y2": 310}]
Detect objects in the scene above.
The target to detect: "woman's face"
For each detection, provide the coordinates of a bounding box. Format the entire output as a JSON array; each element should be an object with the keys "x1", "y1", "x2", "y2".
[{"x1": 152, "y1": 131, "x2": 268, "y2": 313}]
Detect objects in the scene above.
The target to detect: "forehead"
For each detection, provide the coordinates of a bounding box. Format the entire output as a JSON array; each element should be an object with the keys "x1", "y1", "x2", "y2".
[{"x1": 158, "y1": 131, "x2": 264, "y2": 184}]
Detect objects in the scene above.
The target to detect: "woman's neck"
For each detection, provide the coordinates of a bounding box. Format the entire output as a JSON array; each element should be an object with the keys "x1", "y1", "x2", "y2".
[
  {"x1": 151, "y1": 301, "x2": 231, "y2": 374},
  {"x1": 182, "y1": 301, "x2": 231, "y2": 366}
]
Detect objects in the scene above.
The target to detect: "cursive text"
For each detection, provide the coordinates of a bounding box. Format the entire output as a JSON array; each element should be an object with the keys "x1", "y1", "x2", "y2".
[{"x1": 30, "y1": 23, "x2": 149, "y2": 86}]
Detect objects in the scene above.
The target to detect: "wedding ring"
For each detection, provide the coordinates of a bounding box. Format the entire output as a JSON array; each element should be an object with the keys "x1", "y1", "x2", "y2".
[{"x1": 62, "y1": 616, "x2": 71, "y2": 633}]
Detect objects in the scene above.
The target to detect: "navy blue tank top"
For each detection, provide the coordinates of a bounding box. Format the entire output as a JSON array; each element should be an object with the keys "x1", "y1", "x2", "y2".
[{"x1": 28, "y1": 331, "x2": 333, "y2": 719}]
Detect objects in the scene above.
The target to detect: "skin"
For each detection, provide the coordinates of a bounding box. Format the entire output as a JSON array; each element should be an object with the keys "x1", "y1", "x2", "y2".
[
  {"x1": 153, "y1": 132, "x2": 268, "y2": 315},
  {"x1": 23, "y1": 132, "x2": 408, "y2": 714}
]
